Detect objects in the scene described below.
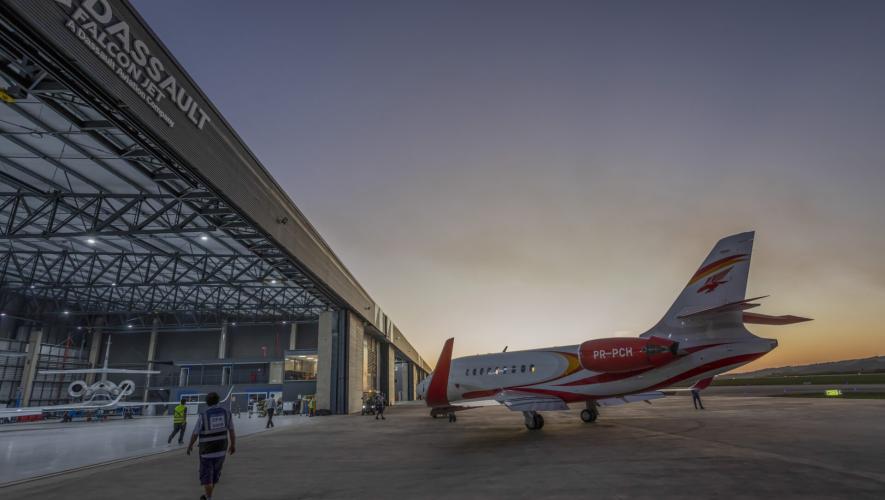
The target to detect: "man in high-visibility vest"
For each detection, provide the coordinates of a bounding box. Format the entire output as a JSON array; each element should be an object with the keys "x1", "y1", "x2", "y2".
[
  {"x1": 167, "y1": 398, "x2": 188, "y2": 445},
  {"x1": 187, "y1": 392, "x2": 236, "y2": 500}
]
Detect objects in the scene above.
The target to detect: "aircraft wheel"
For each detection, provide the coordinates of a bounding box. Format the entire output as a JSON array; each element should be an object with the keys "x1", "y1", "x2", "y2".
[
  {"x1": 524, "y1": 411, "x2": 543, "y2": 430},
  {"x1": 580, "y1": 408, "x2": 598, "y2": 423},
  {"x1": 448, "y1": 413, "x2": 457, "y2": 423}
]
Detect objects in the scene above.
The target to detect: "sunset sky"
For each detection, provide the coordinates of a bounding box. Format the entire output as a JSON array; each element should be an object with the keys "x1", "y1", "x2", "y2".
[{"x1": 134, "y1": 0, "x2": 885, "y2": 372}]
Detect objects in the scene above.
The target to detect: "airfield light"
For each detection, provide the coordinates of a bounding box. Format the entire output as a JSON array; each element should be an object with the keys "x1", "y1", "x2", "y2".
[
  {"x1": 86, "y1": 238, "x2": 97, "y2": 245},
  {"x1": 63, "y1": 310, "x2": 69, "y2": 315},
  {"x1": 271, "y1": 279, "x2": 277, "y2": 284},
  {"x1": 0, "y1": 312, "x2": 5, "y2": 317},
  {"x1": 200, "y1": 235, "x2": 209, "y2": 241},
  {"x1": 127, "y1": 324, "x2": 133, "y2": 329},
  {"x1": 231, "y1": 322, "x2": 237, "y2": 326}
]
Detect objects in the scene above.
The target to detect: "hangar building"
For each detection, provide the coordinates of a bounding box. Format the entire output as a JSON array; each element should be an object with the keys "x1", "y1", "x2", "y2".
[{"x1": 0, "y1": 0, "x2": 430, "y2": 415}]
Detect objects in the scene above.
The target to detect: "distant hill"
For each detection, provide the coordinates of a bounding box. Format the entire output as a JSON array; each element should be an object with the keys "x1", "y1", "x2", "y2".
[{"x1": 728, "y1": 356, "x2": 885, "y2": 379}]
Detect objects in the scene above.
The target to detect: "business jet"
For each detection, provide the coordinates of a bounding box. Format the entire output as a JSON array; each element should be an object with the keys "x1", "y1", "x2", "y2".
[{"x1": 417, "y1": 231, "x2": 811, "y2": 430}]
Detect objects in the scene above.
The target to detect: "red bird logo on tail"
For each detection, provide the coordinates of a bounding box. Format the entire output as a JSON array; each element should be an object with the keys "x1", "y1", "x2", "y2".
[{"x1": 697, "y1": 267, "x2": 732, "y2": 294}]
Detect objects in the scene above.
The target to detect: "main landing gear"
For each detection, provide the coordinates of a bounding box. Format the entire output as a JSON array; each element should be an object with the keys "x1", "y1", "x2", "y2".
[
  {"x1": 580, "y1": 402, "x2": 599, "y2": 423},
  {"x1": 430, "y1": 408, "x2": 457, "y2": 422},
  {"x1": 523, "y1": 411, "x2": 544, "y2": 430}
]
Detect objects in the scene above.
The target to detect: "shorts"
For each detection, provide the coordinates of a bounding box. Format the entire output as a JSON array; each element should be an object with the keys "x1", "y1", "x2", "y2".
[{"x1": 199, "y1": 456, "x2": 226, "y2": 485}]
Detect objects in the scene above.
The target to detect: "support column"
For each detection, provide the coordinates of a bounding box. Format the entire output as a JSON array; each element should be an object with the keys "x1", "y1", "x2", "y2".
[
  {"x1": 383, "y1": 343, "x2": 396, "y2": 405},
  {"x1": 315, "y1": 311, "x2": 334, "y2": 412},
  {"x1": 143, "y1": 318, "x2": 159, "y2": 403},
  {"x1": 85, "y1": 325, "x2": 104, "y2": 385},
  {"x1": 408, "y1": 363, "x2": 417, "y2": 401},
  {"x1": 346, "y1": 311, "x2": 364, "y2": 414},
  {"x1": 288, "y1": 322, "x2": 298, "y2": 350},
  {"x1": 218, "y1": 322, "x2": 229, "y2": 359},
  {"x1": 21, "y1": 327, "x2": 43, "y2": 407}
]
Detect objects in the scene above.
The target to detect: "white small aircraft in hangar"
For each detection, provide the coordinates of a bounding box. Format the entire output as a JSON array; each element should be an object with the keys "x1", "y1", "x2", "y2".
[
  {"x1": 0, "y1": 334, "x2": 185, "y2": 418},
  {"x1": 417, "y1": 232, "x2": 812, "y2": 430}
]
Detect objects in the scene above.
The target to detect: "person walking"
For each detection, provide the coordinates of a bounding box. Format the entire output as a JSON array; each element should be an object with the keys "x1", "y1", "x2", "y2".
[
  {"x1": 374, "y1": 393, "x2": 385, "y2": 420},
  {"x1": 691, "y1": 388, "x2": 705, "y2": 410},
  {"x1": 187, "y1": 392, "x2": 236, "y2": 500},
  {"x1": 308, "y1": 396, "x2": 316, "y2": 417},
  {"x1": 265, "y1": 396, "x2": 276, "y2": 428},
  {"x1": 168, "y1": 398, "x2": 188, "y2": 444}
]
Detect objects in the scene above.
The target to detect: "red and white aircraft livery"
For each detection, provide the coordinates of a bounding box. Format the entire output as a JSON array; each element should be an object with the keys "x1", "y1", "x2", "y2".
[{"x1": 417, "y1": 232, "x2": 811, "y2": 430}]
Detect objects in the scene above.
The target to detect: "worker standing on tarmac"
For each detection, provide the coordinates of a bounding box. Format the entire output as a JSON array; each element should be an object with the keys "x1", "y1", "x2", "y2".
[
  {"x1": 691, "y1": 388, "x2": 705, "y2": 410},
  {"x1": 265, "y1": 396, "x2": 276, "y2": 428},
  {"x1": 374, "y1": 393, "x2": 386, "y2": 420},
  {"x1": 168, "y1": 398, "x2": 188, "y2": 445},
  {"x1": 187, "y1": 392, "x2": 236, "y2": 500}
]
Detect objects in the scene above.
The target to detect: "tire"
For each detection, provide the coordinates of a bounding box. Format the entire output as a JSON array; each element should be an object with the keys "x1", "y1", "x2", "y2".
[
  {"x1": 525, "y1": 413, "x2": 543, "y2": 430},
  {"x1": 580, "y1": 408, "x2": 598, "y2": 423}
]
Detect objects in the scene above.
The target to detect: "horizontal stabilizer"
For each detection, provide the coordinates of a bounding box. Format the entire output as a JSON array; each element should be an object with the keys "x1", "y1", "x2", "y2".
[
  {"x1": 742, "y1": 312, "x2": 813, "y2": 325},
  {"x1": 496, "y1": 391, "x2": 569, "y2": 412},
  {"x1": 677, "y1": 295, "x2": 768, "y2": 320},
  {"x1": 596, "y1": 391, "x2": 666, "y2": 407}
]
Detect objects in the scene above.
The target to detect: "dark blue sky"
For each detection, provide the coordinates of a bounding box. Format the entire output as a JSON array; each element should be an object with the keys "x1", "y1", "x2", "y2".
[{"x1": 133, "y1": 1, "x2": 885, "y2": 367}]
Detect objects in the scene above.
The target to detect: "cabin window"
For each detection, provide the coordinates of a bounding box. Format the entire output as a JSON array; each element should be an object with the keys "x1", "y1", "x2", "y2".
[
  {"x1": 472, "y1": 368, "x2": 477, "y2": 376},
  {"x1": 521, "y1": 365, "x2": 526, "y2": 373},
  {"x1": 495, "y1": 367, "x2": 499, "y2": 375},
  {"x1": 480, "y1": 368, "x2": 484, "y2": 375},
  {"x1": 512, "y1": 365, "x2": 516, "y2": 374},
  {"x1": 465, "y1": 369, "x2": 469, "y2": 376},
  {"x1": 530, "y1": 364, "x2": 536, "y2": 373}
]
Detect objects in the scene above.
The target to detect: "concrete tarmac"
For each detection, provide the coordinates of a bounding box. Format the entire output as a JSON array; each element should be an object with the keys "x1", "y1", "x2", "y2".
[
  {"x1": 2, "y1": 396, "x2": 884, "y2": 499},
  {"x1": 0, "y1": 412, "x2": 303, "y2": 486}
]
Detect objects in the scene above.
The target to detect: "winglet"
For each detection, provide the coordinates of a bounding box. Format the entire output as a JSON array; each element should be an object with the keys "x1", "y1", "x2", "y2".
[{"x1": 426, "y1": 338, "x2": 454, "y2": 407}]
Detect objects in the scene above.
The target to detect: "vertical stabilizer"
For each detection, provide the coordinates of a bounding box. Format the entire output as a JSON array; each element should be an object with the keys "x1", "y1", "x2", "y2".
[{"x1": 644, "y1": 231, "x2": 756, "y2": 339}]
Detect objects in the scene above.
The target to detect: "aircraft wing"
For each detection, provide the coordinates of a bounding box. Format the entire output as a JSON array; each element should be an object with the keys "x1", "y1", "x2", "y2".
[
  {"x1": 0, "y1": 391, "x2": 128, "y2": 416},
  {"x1": 596, "y1": 391, "x2": 666, "y2": 407},
  {"x1": 38, "y1": 368, "x2": 160, "y2": 375},
  {"x1": 0, "y1": 387, "x2": 234, "y2": 416},
  {"x1": 495, "y1": 390, "x2": 569, "y2": 412}
]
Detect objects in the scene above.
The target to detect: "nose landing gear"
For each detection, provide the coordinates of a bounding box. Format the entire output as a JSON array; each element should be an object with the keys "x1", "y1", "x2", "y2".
[{"x1": 523, "y1": 411, "x2": 544, "y2": 430}]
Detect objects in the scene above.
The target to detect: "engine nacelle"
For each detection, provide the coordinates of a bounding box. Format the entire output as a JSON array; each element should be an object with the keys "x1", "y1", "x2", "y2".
[
  {"x1": 579, "y1": 337, "x2": 678, "y2": 373},
  {"x1": 118, "y1": 379, "x2": 136, "y2": 396},
  {"x1": 68, "y1": 380, "x2": 88, "y2": 399}
]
